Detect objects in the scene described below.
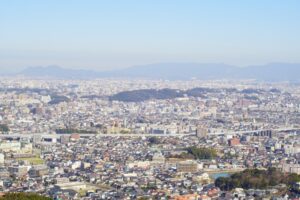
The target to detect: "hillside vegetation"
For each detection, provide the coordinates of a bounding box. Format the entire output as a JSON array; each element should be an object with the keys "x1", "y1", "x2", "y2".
[
  {"x1": 215, "y1": 168, "x2": 300, "y2": 191},
  {"x1": 0, "y1": 193, "x2": 51, "y2": 200}
]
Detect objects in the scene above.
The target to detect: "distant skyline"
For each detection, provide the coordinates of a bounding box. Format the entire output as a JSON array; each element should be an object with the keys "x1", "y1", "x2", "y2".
[{"x1": 1, "y1": 0, "x2": 300, "y2": 72}]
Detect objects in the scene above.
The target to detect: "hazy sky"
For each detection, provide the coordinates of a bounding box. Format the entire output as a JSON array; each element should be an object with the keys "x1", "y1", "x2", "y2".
[{"x1": 1, "y1": 0, "x2": 300, "y2": 71}]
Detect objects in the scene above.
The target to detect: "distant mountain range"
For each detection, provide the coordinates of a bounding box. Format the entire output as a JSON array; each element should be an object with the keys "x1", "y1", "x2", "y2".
[{"x1": 2, "y1": 62, "x2": 300, "y2": 81}]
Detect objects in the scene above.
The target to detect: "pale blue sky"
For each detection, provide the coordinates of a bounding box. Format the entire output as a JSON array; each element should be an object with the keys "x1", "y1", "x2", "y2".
[{"x1": 1, "y1": 0, "x2": 300, "y2": 71}]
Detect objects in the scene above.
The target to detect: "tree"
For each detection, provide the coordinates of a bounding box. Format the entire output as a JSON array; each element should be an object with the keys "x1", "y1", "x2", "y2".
[
  {"x1": 0, "y1": 124, "x2": 9, "y2": 133},
  {"x1": 186, "y1": 146, "x2": 217, "y2": 160},
  {"x1": 148, "y1": 137, "x2": 160, "y2": 145}
]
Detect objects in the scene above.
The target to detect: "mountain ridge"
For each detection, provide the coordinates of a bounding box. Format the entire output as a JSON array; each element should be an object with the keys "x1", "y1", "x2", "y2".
[{"x1": 2, "y1": 62, "x2": 300, "y2": 81}]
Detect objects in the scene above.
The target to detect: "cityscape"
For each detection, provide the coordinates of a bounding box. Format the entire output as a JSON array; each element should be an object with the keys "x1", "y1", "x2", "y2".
[
  {"x1": 0, "y1": 78, "x2": 299, "y2": 199},
  {"x1": 1, "y1": 0, "x2": 300, "y2": 199}
]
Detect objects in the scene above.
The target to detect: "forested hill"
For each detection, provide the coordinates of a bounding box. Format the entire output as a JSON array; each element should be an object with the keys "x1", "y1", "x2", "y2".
[
  {"x1": 110, "y1": 88, "x2": 184, "y2": 102},
  {"x1": 0, "y1": 193, "x2": 51, "y2": 200},
  {"x1": 109, "y1": 87, "x2": 271, "y2": 102}
]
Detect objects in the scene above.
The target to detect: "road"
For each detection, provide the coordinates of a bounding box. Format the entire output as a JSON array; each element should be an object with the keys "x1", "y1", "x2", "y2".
[{"x1": 0, "y1": 127, "x2": 299, "y2": 140}]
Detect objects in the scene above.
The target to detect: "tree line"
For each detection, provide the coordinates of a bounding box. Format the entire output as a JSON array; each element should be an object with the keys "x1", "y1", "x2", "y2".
[
  {"x1": 215, "y1": 168, "x2": 300, "y2": 191},
  {"x1": 55, "y1": 128, "x2": 96, "y2": 134}
]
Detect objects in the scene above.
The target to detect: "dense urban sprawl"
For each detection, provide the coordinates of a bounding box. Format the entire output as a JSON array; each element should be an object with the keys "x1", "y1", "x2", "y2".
[{"x1": 0, "y1": 78, "x2": 300, "y2": 199}]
